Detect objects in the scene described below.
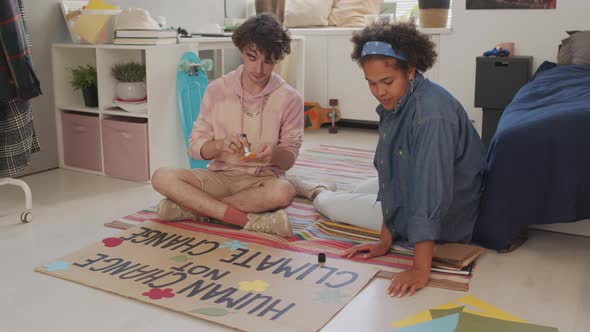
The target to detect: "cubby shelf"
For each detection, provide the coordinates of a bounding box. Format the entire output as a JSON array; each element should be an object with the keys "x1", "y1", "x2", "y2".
[{"x1": 52, "y1": 38, "x2": 304, "y2": 182}]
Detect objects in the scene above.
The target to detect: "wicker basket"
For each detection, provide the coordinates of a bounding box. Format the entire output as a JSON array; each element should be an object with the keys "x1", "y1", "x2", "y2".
[{"x1": 419, "y1": 8, "x2": 448, "y2": 28}]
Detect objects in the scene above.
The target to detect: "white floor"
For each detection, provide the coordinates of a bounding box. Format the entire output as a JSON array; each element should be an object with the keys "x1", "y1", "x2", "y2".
[{"x1": 1, "y1": 128, "x2": 589, "y2": 332}]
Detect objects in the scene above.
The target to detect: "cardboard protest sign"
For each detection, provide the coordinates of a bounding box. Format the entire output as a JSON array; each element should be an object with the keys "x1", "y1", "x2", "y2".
[{"x1": 36, "y1": 222, "x2": 378, "y2": 331}]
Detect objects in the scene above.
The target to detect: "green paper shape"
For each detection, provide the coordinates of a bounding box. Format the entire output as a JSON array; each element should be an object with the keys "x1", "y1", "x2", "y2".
[
  {"x1": 170, "y1": 255, "x2": 188, "y2": 262},
  {"x1": 312, "y1": 289, "x2": 348, "y2": 304},
  {"x1": 454, "y1": 312, "x2": 558, "y2": 332},
  {"x1": 430, "y1": 306, "x2": 465, "y2": 319},
  {"x1": 190, "y1": 307, "x2": 231, "y2": 317}
]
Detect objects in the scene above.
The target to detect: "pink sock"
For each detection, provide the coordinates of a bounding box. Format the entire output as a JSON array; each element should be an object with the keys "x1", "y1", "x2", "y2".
[{"x1": 222, "y1": 207, "x2": 249, "y2": 227}]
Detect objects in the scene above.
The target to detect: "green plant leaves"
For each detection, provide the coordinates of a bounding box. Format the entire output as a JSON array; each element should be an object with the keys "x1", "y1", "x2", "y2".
[
  {"x1": 112, "y1": 61, "x2": 146, "y2": 82},
  {"x1": 68, "y1": 64, "x2": 97, "y2": 90}
]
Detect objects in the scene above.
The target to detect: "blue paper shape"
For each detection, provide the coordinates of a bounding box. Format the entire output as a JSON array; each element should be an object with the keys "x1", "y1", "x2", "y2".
[
  {"x1": 43, "y1": 261, "x2": 70, "y2": 272},
  {"x1": 219, "y1": 240, "x2": 250, "y2": 251},
  {"x1": 393, "y1": 313, "x2": 459, "y2": 332}
]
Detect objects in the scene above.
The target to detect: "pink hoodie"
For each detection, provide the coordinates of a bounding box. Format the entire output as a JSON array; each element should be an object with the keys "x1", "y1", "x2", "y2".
[{"x1": 189, "y1": 65, "x2": 304, "y2": 176}]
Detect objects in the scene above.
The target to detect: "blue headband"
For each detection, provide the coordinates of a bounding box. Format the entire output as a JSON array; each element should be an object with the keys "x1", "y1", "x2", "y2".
[{"x1": 361, "y1": 41, "x2": 407, "y2": 63}]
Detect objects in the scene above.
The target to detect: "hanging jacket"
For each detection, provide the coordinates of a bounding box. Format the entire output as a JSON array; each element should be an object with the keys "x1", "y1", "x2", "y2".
[
  {"x1": 0, "y1": 0, "x2": 41, "y2": 177},
  {"x1": 0, "y1": 0, "x2": 42, "y2": 102}
]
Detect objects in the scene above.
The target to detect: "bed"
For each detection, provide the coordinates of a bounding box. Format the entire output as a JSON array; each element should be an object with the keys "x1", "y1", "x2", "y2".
[{"x1": 473, "y1": 62, "x2": 590, "y2": 250}]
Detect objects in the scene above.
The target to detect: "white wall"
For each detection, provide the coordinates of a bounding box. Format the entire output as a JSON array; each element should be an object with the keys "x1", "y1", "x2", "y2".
[
  {"x1": 225, "y1": 0, "x2": 248, "y2": 19},
  {"x1": 438, "y1": 0, "x2": 590, "y2": 133}
]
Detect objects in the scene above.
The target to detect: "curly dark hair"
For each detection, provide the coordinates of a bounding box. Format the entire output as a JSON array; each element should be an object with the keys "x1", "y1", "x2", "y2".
[
  {"x1": 351, "y1": 22, "x2": 437, "y2": 72},
  {"x1": 232, "y1": 13, "x2": 291, "y2": 63}
]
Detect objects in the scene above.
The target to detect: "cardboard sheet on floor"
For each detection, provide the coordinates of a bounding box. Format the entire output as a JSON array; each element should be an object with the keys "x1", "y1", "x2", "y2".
[
  {"x1": 392, "y1": 295, "x2": 526, "y2": 328},
  {"x1": 35, "y1": 221, "x2": 378, "y2": 332}
]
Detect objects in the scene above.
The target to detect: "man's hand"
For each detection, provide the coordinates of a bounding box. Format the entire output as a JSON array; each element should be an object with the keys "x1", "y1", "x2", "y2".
[
  {"x1": 242, "y1": 143, "x2": 274, "y2": 164},
  {"x1": 343, "y1": 240, "x2": 391, "y2": 259},
  {"x1": 387, "y1": 268, "x2": 429, "y2": 297},
  {"x1": 216, "y1": 133, "x2": 248, "y2": 155}
]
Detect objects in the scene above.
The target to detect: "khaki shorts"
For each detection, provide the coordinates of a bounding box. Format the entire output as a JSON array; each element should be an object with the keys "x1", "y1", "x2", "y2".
[{"x1": 190, "y1": 169, "x2": 278, "y2": 199}]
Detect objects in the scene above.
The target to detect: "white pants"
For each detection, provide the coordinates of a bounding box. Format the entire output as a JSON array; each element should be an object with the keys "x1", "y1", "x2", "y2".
[{"x1": 313, "y1": 177, "x2": 383, "y2": 232}]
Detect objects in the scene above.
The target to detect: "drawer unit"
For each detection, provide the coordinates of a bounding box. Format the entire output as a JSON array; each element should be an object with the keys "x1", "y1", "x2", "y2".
[
  {"x1": 101, "y1": 116, "x2": 149, "y2": 181},
  {"x1": 62, "y1": 112, "x2": 102, "y2": 172}
]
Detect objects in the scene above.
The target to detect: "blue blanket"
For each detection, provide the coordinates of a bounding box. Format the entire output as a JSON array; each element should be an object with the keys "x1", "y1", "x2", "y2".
[{"x1": 473, "y1": 63, "x2": 590, "y2": 250}]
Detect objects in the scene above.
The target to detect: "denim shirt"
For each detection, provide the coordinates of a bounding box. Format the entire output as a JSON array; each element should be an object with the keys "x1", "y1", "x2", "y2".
[{"x1": 374, "y1": 72, "x2": 486, "y2": 245}]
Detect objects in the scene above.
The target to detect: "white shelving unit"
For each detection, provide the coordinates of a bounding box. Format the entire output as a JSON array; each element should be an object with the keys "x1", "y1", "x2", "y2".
[{"x1": 52, "y1": 38, "x2": 304, "y2": 182}]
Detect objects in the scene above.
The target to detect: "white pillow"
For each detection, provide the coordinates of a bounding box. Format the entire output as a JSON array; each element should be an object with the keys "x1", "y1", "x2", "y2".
[
  {"x1": 284, "y1": 0, "x2": 334, "y2": 28},
  {"x1": 328, "y1": 0, "x2": 382, "y2": 27}
]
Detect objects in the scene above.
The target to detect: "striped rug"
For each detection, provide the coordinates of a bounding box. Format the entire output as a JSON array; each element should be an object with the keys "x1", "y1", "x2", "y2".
[{"x1": 106, "y1": 145, "x2": 473, "y2": 291}]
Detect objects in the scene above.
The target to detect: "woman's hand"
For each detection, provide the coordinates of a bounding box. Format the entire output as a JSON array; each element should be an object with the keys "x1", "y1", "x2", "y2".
[
  {"x1": 343, "y1": 240, "x2": 391, "y2": 259},
  {"x1": 387, "y1": 268, "x2": 429, "y2": 298},
  {"x1": 387, "y1": 241, "x2": 434, "y2": 297}
]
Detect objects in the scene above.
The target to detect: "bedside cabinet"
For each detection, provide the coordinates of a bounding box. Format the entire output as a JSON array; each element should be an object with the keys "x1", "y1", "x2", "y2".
[{"x1": 474, "y1": 56, "x2": 532, "y2": 148}]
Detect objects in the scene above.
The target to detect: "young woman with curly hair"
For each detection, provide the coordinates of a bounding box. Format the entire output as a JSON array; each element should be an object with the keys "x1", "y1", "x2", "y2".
[
  {"x1": 288, "y1": 22, "x2": 486, "y2": 296},
  {"x1": 152, "y1": 13, "x2": 303, "y2": 238}
]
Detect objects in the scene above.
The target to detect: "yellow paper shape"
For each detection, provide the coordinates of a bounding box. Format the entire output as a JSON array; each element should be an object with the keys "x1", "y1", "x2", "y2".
[
  {"x1": 71, "y1": 14, "x2": 110, "y2": 43},
  {"x1": 392, "y1": 295, "x2": 527, "y2": 328},
  {"x1": 238, "y1": 280, "x2": 269, "y2": 293},
  {"x1": 84, "y1": 0, "x2": 118, "y2": 10}
]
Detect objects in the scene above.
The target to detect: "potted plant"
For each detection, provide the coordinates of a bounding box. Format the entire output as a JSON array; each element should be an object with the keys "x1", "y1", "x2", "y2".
[
  {"x1": 111, "y1": 61, "x2": 146, "y2": 101},
  {"x1": 418, "y1": 0, "x2": 450, "y2": 28},
  {"x1": 69, "y1": 64, "x2": 98, "y2": 107}
]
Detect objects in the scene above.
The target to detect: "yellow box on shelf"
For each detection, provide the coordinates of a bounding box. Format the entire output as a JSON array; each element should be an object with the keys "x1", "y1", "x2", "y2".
[{"x1": 61, "y1": 0, "x2": 121, "y2": 44}]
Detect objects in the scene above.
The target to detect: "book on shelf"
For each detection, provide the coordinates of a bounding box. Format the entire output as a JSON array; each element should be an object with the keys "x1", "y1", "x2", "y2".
[
  {"x1": 190, "y1": 32, "x2": 233, "y2": 37},
  {"x1": 113, "y1": 37, "x2": 177, "y2": 45},
  {"x1": 115, "y1": 29, "x2": 178, "y2": 38}
]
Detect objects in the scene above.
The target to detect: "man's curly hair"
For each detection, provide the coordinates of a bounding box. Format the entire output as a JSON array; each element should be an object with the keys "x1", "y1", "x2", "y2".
[
  {"x1": 232, "y1": 13, "x2": 291, "y2": 63},
  {"x1": 351, "y1": 22, "x2": 437, "y2": 72}
]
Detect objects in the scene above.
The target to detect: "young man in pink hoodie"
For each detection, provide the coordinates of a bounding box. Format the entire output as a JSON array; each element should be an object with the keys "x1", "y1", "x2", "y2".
[{"x1": 151, "y1": 13, "x2": 303, "y2": 237}]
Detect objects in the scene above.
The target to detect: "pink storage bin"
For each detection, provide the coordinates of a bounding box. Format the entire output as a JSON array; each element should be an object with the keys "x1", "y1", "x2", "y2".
[
  {"x1": 62, "y1": 112, "x2": 102, "y2": 172},
  {"x1": 101, "y1": 116, "x2": 150, "y2": 181}
]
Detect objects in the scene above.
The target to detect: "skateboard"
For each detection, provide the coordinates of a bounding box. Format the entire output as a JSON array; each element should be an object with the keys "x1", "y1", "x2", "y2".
[
  {"x1": 176, "y1": 51, "x2": 212, "y2": 169},
  {"x1": 303, "y1": 101, "x2": 341, "y2": 131}
]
